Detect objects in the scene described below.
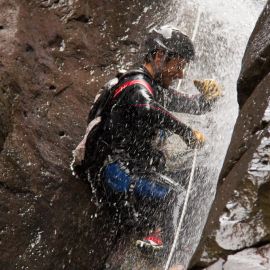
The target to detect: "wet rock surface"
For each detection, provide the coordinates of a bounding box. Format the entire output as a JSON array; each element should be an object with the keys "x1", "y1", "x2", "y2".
[
  {"x1": 204, "y1": 244, "x2": 270, "y2": 270},
  {"x1": 0, "y1": 0, "x2": 170, "y2": 269},
  {"x1": 191, "y1": 1, "x2": 270, "y2": 269},
  {"x1": 237, "y1": 2, "x2": 270, "y2": 108}
]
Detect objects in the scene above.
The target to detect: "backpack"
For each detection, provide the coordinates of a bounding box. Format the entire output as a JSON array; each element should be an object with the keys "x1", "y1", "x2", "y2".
[
  {"x1": 71, "y1": 77, "x2": 119, "y2": 175},
  {"x1": 71, "y1": 69, "x2": 152, "y2": 176}
]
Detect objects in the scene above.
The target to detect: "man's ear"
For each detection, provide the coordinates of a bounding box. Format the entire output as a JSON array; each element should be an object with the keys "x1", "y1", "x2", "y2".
[{"x1": 154, "y1": 50, "x2": 165, "y2": 67}]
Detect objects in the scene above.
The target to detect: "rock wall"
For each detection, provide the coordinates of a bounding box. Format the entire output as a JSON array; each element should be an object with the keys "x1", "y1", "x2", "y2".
[
  {"x1": 190, "y1": 2, "x2": 270, "y2": 269},
  {"x1": 0, "y1": 1, "x2": 170, "y2": 269},
  {"x1": 205, "y1": 244, "x2": 270, "y2": 270}
]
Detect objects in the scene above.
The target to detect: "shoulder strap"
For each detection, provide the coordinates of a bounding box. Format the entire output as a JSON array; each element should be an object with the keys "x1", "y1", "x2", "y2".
[
  {"x1": 113, "y1": 79, "x2": 154, "y2": 99},
  {"x1": 112, "y1": 69, "x2": 154, "y2": 99}
]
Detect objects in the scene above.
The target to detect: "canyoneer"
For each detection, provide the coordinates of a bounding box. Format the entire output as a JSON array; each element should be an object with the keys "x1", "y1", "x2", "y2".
[{"x1": 71, "y1": 25, "x2": 222, "y2": 253}]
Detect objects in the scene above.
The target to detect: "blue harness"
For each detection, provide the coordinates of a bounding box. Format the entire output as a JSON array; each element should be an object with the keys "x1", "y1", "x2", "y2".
[{"x1": 103, "y1": 163, "x2": 170, "y2": 200}]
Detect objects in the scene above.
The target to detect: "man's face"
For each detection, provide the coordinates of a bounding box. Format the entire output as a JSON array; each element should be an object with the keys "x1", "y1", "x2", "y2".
[{"x1": 160, "y1": 57, "x2": 188, "y2": 88}]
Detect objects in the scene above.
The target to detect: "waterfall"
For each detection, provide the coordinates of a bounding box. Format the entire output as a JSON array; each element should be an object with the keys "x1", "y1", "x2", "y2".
[{"x1": 162, "y1": 0, "x2": 267, "y2": 267}]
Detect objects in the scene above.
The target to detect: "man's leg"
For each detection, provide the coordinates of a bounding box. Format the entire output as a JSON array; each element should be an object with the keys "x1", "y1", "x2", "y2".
[{"x1": 135, "y1": 189, "x2": 177, "y2": 254}]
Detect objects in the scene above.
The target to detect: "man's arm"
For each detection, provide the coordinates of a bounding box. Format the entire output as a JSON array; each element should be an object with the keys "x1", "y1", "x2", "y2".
[
  {"x1": 127, "y1": 85, "x2": 203, "y2": 146},
  {"x1": 164, "y1": 79, "x2": 222, "y2": 114},
  {"x1": 164, "y1": 88, "x2": 212, "y2": 115}
]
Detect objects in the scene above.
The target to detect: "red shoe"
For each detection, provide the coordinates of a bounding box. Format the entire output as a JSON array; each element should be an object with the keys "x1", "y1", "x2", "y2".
[{"x1": 136, "y1": 230, "x2": 163, "y2": 252}]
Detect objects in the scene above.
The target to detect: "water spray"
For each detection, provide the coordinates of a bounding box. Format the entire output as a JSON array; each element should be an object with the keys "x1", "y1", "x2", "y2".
[{"x1": 164, "y1": 7, "x2": 202, "y2": 270}]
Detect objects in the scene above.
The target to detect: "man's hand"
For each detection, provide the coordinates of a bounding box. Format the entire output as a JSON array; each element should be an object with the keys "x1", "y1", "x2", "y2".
[
  {"x1": 189, "y1": 130, "x2": 205, "y2": 148},
  {"x1": 193, "y1": 79, "x2": 222, "y2": 101}
]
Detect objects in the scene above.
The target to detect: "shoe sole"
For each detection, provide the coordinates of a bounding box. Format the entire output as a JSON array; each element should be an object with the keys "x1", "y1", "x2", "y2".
[{"x1": 136, "y1": 240, "x2": 163, "y2": 252}]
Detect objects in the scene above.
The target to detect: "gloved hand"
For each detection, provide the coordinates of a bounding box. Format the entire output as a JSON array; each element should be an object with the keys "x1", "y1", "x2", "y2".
[
  {"x1": 193, "y1": 79, "x2": 222, "y2": 101},
  {"x1": 189, "y1": 130, "x2": 205, "y2": 148}
]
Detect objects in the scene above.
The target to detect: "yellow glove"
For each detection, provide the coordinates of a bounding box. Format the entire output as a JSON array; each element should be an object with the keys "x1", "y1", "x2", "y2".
[
  {"x1": 189, "y1": 130, "x2": 205, "y2": 148},
  {"x1": 194, "y1": 79, "x2": 222, "y2": 101}
]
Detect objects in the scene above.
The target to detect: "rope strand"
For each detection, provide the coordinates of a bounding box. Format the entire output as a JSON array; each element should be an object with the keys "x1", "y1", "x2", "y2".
[{"x1": 164, "y1": 148, "x2": 198, "y2": 270}]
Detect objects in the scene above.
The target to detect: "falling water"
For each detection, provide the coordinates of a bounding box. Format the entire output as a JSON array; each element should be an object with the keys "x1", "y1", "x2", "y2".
[{"x1": 160, "y1": 0, "x2": 267, "y2": 267}]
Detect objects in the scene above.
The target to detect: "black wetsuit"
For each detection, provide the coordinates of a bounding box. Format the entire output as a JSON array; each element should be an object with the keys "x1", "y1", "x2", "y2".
[{"x1": 84, "y1": 67, "x2": 212, "y2": 177}]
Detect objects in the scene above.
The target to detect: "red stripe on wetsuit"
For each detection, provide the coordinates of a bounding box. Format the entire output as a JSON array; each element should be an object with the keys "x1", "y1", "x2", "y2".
[
  {"x1": 113, "y1": 79, "x2": 154, "y2": 98},
  {"x1": 113, "y1": 80, "x2": 178, "y2": 121}
]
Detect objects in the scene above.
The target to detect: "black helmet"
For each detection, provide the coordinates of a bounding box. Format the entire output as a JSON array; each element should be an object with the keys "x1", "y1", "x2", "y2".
[{"x1": 145, "y1": 25, "x2": 195, "y2": 62}]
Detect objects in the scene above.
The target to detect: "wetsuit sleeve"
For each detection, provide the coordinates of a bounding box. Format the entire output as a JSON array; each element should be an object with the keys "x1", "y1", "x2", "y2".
[
  {"x1": 165, "y1": 87, "x2": 213, "y2": 114},
  {"x1": 126, "y1": 85, "x2": 197, "y2": 146}
]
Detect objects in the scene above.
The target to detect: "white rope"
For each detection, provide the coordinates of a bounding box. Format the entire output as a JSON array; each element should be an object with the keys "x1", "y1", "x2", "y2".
[
  {"x1": 177, "y1": 7, "x2": 202, "y2": 91},
  {"x1": 164, "y1": 148, "x2": 198, "y2": 270},
  {"x1": 191, "y1": 7, "x2": 202, "y2": 43}
]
